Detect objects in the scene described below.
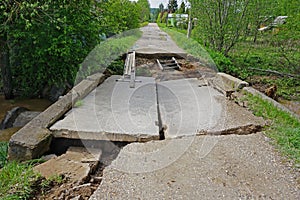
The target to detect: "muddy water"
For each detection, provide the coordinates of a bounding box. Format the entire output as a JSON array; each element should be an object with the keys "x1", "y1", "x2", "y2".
[{"x1": 0, "y1": 95, "x2": 52, "y2": 141}]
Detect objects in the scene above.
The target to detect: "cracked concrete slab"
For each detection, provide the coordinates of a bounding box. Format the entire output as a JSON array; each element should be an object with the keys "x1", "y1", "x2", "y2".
[
  {"x1": 50, "y1": 75, "x2": 159, "y2": 142},
  {"x1": 157, "y1": 78, "x2": 264, "y2": 139},
  {"x1": 34, "y1": 147, "x2": 101, "y2": 184}
]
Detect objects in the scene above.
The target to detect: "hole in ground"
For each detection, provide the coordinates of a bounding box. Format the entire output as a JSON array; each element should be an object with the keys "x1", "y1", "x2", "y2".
[{"x1": 34, "y1": 138, "x2": 129, "y2": 200}]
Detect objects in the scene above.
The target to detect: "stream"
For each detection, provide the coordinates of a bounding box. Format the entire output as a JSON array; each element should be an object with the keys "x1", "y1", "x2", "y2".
[{"x1": 0, "y1": 95, "x2": 51, "y2": 141}]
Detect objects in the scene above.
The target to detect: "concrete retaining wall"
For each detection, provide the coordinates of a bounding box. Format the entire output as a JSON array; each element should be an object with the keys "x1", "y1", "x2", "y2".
[
  {"x1": 211, "y1": 72, "x2": 299, "y2": 119},
  {"x1": 8, "y1": 73, "x2": 106, "y2": 161},
  {"x1": 243, "y1": 87, "x2": 300, "y2": 120}
]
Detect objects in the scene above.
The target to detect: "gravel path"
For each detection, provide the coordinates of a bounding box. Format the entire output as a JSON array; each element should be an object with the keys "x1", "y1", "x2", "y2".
[{"x1": 91, "y1": 133, "x2": 299, "y2": 199}]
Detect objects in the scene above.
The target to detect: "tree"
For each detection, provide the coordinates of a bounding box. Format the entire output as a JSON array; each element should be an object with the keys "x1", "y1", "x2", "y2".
[
  {"x1": 168, "y1": 0, "x2": 178, "y2": 13},
  {"x1": 190, "y1": 0, "x2": 252, "y2": 55},
  {"x1": 137, "y1": 0, "x2": 150, "y2": 23},
  {"x1": 0, "y1": 0, "x2": 141, "y2": 98},
  {"x1": 159, "y1": 3, "x2": 164, "y2": 13},
  {"x1": 179, "y1": 1, "x2": 186, "y2": 14}
]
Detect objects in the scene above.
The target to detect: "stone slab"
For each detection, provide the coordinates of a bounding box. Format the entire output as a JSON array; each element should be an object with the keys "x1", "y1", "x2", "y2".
[
  {"x1": 134, "y1": 23, "x2": 187, "y2": 58},
  {"x1": 34, "y1": 147, "x2": 102, "y2": 184},
  {"x1": 51, "y1": 75, "x2": 159, "y2": 142},
  {"x1": 157, "y1": 78, "x2": 264, "y2": 139}
]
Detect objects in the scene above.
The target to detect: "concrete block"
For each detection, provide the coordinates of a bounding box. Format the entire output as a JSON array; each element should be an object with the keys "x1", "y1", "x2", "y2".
[
  {"x1": 8, "y1": 127, "x2": 52, "y2": 161},
  {"x1": 87, "y1": 73, "x2": 106, "y2": 84},
  {"x1": 72, "y1": 80, "x2": 98, "y2": 99},
  {"x1": 51, "y1": 76, "x2": 159, "y2": 142},
  {"x1": 217, "y1": 72, "x2": 249, "y2": 91},
  {"x1": 7, "y1": 73, "x2": 106, "y2": 162}
]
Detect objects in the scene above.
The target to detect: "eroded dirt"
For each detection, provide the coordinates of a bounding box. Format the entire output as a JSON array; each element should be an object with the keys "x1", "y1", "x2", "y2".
[
  {"x1": 32, "y1": 148, "x2": 122, "y2": 200},
  {"x1": 244, "y1": 75, "x2": 300, "y2": 116},
  {"x1": 135, "y1": 57, "x2": 217, "y2": 82}
]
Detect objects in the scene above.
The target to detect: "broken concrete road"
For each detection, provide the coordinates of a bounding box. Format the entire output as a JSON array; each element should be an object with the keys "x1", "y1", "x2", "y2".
[{"x1": 50, "y1": 75, "x2": 264, "y2": 142}]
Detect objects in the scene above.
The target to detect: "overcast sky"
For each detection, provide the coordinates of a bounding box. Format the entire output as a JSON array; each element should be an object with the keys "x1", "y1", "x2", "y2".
[{"x1": 149, "y1": 0, "x2": 184, "y2": 8}]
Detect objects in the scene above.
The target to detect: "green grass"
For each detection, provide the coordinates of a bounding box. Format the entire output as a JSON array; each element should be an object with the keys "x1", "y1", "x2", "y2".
[
  {"x1": 76, "y1": 29, "x2": 142, "y2": 82},
  {"x1": 245, "y1": 93, "x2": 300, "y2": 165},
  {"x1": 229, "y1": 34, "x2": 300, "y2": 100},
  {"x1": 74, "y1": 99, "x2": 84, "y2": 108},
  {"x1": 0, "y1": 161, "x2": 40, "y2": 200},
  {"x1": 0, "y1": 142, "x2": 8, "y2": 168},
  {"x1": 0, "y1": 142, "x2": 43, "y2": 199}
]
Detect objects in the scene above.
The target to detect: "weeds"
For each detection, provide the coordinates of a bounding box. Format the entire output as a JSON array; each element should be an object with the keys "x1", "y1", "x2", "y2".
[
  {"x1": 0, "y1": 161, "x2": 40, "y2": 199},
  {"x1": 74, "y1": 99, "x2": 84, "y2": 108},
  {"x1": 0, "y1": 142, "x2": 8, "y2": 168}
]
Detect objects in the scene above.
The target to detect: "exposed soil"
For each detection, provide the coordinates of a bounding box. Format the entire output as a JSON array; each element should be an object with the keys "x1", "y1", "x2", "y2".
[
  {"x1": 135, "y1": 57, "x2": 217, "y2": 82},
  {"x1": 31, "y1": 150, "x2": 121, "y2": 200},
  {"x1": 247, "y1": 75, "x2": 300, "y2": 116}
]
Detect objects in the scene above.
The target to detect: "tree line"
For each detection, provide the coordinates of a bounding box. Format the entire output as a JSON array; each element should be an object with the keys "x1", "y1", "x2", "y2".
[
  {"x1": 156, "y1": 0, "x2": 299, "y2": 76},
  {"x1": 189, "y1": 0, "x2": 299, "y2": 55},
  {"x1": 0, "y1": 0, "x2": 150, "y2": 99}
]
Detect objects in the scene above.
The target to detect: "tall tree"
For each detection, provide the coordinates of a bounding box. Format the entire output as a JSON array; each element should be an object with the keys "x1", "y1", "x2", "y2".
[
  {"x1": 137, "y1": 0, "x2": 150, "y2": 23},
  {"x1": 179, "y1": 1, "x2": 186, "y2": 14},
  {"x1": 190, "y1": 0, "x2": 252, "y2": 55},
  {"x1": 168, "y1": 0, "x2": 178, "y2": 13},
  {"x1": 159, "y1": 3, "x2": 164, "y2": 12}
]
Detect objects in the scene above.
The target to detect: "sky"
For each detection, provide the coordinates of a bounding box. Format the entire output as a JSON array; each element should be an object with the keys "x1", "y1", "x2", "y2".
[
  {"x1": 149, "y1": 0, "x2": 183, "y2": 8},
  {"x1": 130, "y1": 0, "x2": 187, "y2": 9}
]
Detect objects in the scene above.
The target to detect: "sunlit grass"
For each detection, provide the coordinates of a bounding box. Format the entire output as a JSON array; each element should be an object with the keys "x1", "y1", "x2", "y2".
[
  {"x1": 245, "y1": 93, "x2": 300, "y2": 165},
  {"x1": 0, "y1": 161, "x2": 40, "y2": 200}
]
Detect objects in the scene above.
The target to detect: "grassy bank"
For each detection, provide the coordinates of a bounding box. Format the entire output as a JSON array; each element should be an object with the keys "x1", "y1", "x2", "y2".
[
  {"x1": 245, "y1": 93, "x2": 300, "y2": 165},
  {"x1": 77, "y1": 29, "x2": 142, "y2": 81},
  {"x1": 229, "y1": 35, "x2": 300, "y2": 101},
  {"x1": 0, "y1": 142, "x2": 39, "y2": 199}
]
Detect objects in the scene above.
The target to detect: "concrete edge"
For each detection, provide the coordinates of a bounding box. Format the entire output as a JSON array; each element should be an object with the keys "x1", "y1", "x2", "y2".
[
  {"x1": 242, "y1": 86, "x2": 300, "y2": 120},
  {"x1": 52, "y1": 130, "x2": 160, "y2": 143},
  {"x1": 8, "y1": 73, "x2": 107, "y2": 161},
  {"x1": 135, "y1": 52, "x2": 187, "y2": 59}
]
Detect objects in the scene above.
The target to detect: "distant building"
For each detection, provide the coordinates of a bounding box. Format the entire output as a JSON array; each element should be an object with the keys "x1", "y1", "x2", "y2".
[
  {"x1": 167, "y1": 14, "x2": 189, "y2": 27},
  {"x1": 258, "y1": 16, "x2": 288, "y2": 31}
]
